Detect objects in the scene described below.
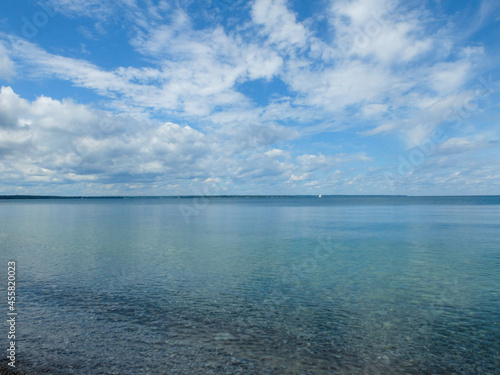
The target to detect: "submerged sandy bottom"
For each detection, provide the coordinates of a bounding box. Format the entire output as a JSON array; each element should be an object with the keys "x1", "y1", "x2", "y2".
[{"x1": 1, "y1": 198, "x2": 499, "y2": 374}]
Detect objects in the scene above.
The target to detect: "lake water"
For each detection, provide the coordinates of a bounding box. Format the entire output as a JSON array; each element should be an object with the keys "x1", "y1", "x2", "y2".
[{"x1": 0, "y1": 196, "x2": 499, "y2": 374}]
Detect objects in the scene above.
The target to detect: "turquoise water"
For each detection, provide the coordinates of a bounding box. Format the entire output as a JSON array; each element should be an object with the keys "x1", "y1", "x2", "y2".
[{"x1": 0, "y1": 196, "x2": 499, "y2": 374}]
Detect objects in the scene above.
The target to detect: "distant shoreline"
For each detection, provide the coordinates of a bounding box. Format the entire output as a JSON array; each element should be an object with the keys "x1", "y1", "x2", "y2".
[
  {"x1": 1, "y1": 194, "x2": 500, "y2": 200},
  {"x1": 0, "y1": 194, "x2": 413, "y2": 199}
]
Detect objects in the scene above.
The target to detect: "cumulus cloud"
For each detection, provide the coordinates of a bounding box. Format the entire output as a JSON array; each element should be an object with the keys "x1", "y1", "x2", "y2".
[
  {"x1": 0, "y1": 87, "x2": 213, "y2": 185},
  {"x1": 0, "y1": 87, "x2": 376, "y2": 193}
]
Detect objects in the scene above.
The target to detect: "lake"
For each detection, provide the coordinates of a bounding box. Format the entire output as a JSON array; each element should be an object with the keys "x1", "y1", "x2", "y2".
[{"x1": 0, "y1": 196, "x2": 499, "y2": 374}]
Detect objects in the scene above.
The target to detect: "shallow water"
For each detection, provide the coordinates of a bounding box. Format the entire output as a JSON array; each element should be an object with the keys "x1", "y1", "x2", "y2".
[{"x1": 0, "y1": 196, "x2": 499, "y2": 374}]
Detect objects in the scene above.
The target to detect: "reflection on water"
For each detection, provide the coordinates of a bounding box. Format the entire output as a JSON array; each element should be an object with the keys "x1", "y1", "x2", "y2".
[{"x1": 0, "y1": 197, "x2": 499, "y2": 374}]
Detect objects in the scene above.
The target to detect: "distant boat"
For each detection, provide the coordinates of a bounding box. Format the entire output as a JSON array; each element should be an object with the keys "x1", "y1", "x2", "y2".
[{"x1": 318, "y1": 194, "x2": 322, "y2": 198}]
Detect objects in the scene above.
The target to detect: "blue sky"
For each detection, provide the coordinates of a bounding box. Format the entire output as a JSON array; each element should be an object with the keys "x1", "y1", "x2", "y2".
[{"x1": 0, "y1": 0, "x2": 499, "y2": 195}]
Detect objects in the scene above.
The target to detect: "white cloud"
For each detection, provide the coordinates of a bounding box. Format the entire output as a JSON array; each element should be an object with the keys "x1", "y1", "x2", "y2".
[
  {"x1": 264, "y1": 148, "x2": 287, "y2": 158},
  {"x1": 304, "y1": 180, "x2": 319, "y2": 186},
  {"x1": 362, "y1": 103, "x2": 388, "y2": 116},
  {"x1": 46, "y1": 0, "x2": 114, "y2": 20},
  {"x1": 0, "y1": 87, "x2": 378, "y2": 193},
  {"x1": 0, "y1": 87, "x2": 214, "y2": 183},
  {"x1": 204, "y1": 177, "x2": 221, "y2": 184},
  {"x1": 0, "y1": 87, "x2": 29, "y2": 128},
  {"x1": 297, "y1": 154, "x2": 335, "y2": 171},
  {"x1": 286, "y1": 60, "x2": 406, "y2": 111},
  {"x1": 0, "y1": 45, "x2": 15, "y2": 80},
  {"x1": 364, "y1": 90, "x2": 481, "y2": 147},
  {"x1": 437, "y1": 137, "x2": 497, "y2": 155},
  {"x1": 297, "y1": 152, "x2": 371, "y2": 172},
  {"x1": 427, "y1": 61, "x2": 472, "y2": 95},
  {"x1": 5, "y1": 19, "x2": 284, "y2": 118},
  {"x1": 251, "y1": 0, "x2": 310, "y2": 49},
  {"x1": 289, "y1": 174, "x2": 307, "y2": 181},
  {"x1": 331, "y1": 0, "x2": 432, "y2": 63},
  {"x1": 331, "y1": 0, "x2": 396, "y2": 26}
]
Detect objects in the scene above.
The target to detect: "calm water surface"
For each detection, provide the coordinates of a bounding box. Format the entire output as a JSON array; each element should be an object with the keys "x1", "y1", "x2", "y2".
[{"x1": 0, "y1": 196, "x2": 499, "y2": 374}]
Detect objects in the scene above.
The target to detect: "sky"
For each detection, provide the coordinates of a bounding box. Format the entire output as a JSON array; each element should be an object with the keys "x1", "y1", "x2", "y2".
[{"x1": 0, "y1": 0, "x2": 499, "y2": 196}]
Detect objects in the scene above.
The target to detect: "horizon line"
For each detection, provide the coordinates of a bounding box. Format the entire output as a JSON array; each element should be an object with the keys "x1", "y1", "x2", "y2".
[{"x1": 1, "y1": 194, "x2": 500, "y2": 199}]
